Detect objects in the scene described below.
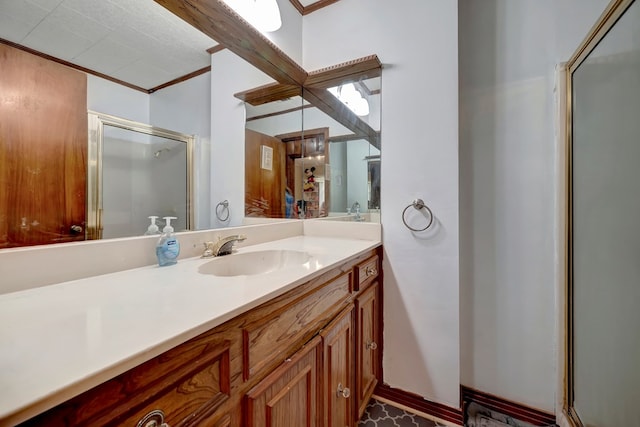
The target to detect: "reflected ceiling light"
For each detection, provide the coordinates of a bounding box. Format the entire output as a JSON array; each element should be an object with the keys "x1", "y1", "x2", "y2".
[
  {"x1": 328, "y1": 83, "x2": 370, "y2": 116},
  {"x1": 223, "y1": 0, "x2": 282, "y2": 33}
]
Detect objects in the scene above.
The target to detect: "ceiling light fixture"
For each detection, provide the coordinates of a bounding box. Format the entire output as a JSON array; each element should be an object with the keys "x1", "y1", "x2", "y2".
[
  {"x1": 223, "y1": 0, "x2": 282, "y2": 33},
  {"x1": 328, "y1": 83, "x2": 370, "y2": 117}
]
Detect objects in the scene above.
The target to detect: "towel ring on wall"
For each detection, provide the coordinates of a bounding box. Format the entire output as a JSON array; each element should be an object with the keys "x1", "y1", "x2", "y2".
[
  {"x1": 402, "y1": 199, "x2": 434, "y2": 232},
  {"x1": 216, "y1": 200, "x2": 230, "y2": 222}
]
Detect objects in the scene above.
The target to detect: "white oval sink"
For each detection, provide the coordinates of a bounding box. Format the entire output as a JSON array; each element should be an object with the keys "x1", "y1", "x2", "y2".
[{"x1": 198, "y1": 250, "x2": 311, "y2": 277}]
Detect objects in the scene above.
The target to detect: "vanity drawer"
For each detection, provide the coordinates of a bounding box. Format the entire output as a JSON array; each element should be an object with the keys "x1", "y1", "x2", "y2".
[
  {"x1": 242, "y1": 272, "x2": 351, "y2": 380},
  {"x1": 355, "y1": 255, "x2": 379, "y2": 291},
  {"x1": 20, "y1": 341, "x2": 231, "y2": 427}
]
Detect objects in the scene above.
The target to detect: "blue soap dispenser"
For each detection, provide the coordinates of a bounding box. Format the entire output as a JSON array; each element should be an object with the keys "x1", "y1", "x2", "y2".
[{"x1": 156, "y1": 216, "x2": 180, "y2": 266}]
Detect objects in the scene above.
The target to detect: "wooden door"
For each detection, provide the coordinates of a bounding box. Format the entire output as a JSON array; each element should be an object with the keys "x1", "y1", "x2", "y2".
[
  {"x1": 245, "y1": 129, "x2": 286, "y2": 218},
  {"x1": 356, "y1": 282, "x2": 380, "y2": 419},
  {"x1": 0, "y1": 43, "x2": 87, "y2": 248},
  {"x1": 245, "y1": 336, "x2": 322, "y2": 427},
  {"x1": 321, "y1": 304, "x2": 355, "y2": 427}
]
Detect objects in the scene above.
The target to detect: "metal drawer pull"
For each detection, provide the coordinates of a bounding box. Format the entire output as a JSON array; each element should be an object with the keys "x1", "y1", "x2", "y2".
[
  {"x1": 365, "y1": 266, "x2": 377, "y2": 277},
  {"x1": 336, "y1": 383, "x2": 351, "y2": 398},
  {"x1": 136, "y1": 409, "x2": 170, "y2": 427},
  {"x1": 366, "y1": 341, "x2": 378, "y2": 350}
]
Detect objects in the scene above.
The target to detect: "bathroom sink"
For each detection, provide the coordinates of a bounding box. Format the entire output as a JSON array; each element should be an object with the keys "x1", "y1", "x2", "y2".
[{"x1": 198, "y1": 250, "x2": 311, "y2": 277}]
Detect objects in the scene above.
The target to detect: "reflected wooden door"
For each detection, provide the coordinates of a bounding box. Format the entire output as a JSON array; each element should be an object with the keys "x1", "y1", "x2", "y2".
[
  {"x1": 0, "y1": 43, "x2": 87, "y2": 248},
  {"x1": 245, "y1": 129, "x2": 286, "y2": 218}
]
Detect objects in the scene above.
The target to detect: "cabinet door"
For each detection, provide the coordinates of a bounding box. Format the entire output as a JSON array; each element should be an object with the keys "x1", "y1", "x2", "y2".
[
  {"x1": 321, "y1": 304, "x2": 355, "y2": 427},
  {"x1": 356, "y1": 281, "x2": 380, "y2": 419},
  {"x1": 245, "y1": 336, "x2": 322, "y2": 427}
]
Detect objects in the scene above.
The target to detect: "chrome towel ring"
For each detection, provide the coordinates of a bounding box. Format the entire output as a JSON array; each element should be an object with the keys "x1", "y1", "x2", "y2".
[
  {"x1": 216, "y1": 200, "x2": 230, "y2": 222},
  {"x1": 402, "y1": 198, "x2": 434, "y2": 232}
]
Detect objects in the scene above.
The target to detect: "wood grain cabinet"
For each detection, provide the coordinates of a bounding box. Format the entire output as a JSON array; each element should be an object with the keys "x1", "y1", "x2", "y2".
[
  {"x1": 356, "y1": 281, "x2": 380, "y2": 419},
  {"x1": 321, "y1": 305, "x2": 355, "y2": 427},
  {"x1": 19, "y1": 338, "x2": 232, "y2": 427},
  {"x1": 245, "y1": 336, "x2": 323, "y2": 427},
  {"x1": 18, "y1": 247, "x2": 382, "y2": 427}
]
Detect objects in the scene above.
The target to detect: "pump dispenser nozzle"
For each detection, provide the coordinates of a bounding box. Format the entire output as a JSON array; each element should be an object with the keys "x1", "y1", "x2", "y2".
[
  {"x1": 163, "y1": 216, "x2": 177, "y2": 233},
  {"x1": 145, "y1": 216, "x2": 160, "y2": 235}
]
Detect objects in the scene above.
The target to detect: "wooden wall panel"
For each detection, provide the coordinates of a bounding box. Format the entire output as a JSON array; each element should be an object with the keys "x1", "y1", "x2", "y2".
[
  {"x1": 0, "y1": 43, "x2": 87, "y2": 248},
  {"x1": 245, "y1": 129, "x2": 286, "y2": 218}
]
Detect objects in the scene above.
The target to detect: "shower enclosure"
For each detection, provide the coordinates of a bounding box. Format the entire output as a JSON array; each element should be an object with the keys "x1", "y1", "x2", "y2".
[
  {"x1": 566, "y1": 0, "x2": 639, "y2": 425},
  {"x1": 87, "y1": 112, "x2": 194, "y2": 240}
]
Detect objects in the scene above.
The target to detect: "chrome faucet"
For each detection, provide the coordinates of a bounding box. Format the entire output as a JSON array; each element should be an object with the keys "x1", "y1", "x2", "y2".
[
  {"x1": 202, "y1": 234, "x2": 247, "y2": 257},
  {"x1": 351, "y1": 201, "x2": 365, "y2": 222}
]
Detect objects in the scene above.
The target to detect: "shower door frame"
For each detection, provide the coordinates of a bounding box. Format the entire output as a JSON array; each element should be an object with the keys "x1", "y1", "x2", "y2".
[
  {"x1": 564, "y1": 0, "x2": 636, "y2": 425},
  {"x1": 87, "y1": 111, "x2": 195, "y2": 240}
]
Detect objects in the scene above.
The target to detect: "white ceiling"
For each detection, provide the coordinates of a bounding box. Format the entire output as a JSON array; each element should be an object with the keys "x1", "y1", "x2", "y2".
[{"x1": 0, "y1": 0, "x2": 219, "y2": 90}]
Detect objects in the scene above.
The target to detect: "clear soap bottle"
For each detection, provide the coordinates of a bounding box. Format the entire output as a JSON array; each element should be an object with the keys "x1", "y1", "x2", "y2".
[
  {"x1": 156, "y1": 216, "x2": 180, "y2": 266},
  {"x1": 144, "y1": 216, "x2": 161, "y2": 235}
]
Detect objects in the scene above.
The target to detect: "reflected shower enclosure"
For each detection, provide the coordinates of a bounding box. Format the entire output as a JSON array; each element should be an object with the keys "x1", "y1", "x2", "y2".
[{"x1": 88, "y1": 113, "x2": 194, "y2": 240}]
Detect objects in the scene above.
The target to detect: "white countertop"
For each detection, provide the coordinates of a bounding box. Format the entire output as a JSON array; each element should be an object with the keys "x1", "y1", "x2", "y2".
[{"x1": 0, "y1": 235, "x2": 380, "y2": 426}]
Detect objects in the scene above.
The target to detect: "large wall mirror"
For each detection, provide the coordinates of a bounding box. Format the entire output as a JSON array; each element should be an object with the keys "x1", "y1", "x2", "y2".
[
  {"x1": 242, "y1": 75, "x2": 381, "y2": 222},
  {"x1": 566, "y1": 0, "x2": 639, "y2": 425},
  {"x1": 0, "y1": 0, "x2": 381, "y2": 249}
]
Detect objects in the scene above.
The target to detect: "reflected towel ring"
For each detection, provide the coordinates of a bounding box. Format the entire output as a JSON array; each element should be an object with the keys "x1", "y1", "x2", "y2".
[
  {"x1": 402, "y1": 199, "x2": 434, "y2": 232},
  {"x1": 216, "y1": 200, "x2": 230, "y2": 222}
]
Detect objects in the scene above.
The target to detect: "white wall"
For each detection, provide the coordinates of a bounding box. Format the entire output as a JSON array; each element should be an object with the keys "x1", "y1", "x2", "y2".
[
  {"x1": 210, "y1": 50, "x2": 274, "y2": 228},
  {"x1": 304, "y1": 0, "x2": 461, "y2": 408},
  {"x1": 346, "y1": 140, "x2": 370, "y2": 213},
  {"x1": 262, "y1": 0, "x2": 303, "y2": 63},
  {"x1": 458, "y1": 0, "x2": 609, "y2": 413},
  {"x1": 87, "y1": 75, "x2": 149, "y2": 123}
]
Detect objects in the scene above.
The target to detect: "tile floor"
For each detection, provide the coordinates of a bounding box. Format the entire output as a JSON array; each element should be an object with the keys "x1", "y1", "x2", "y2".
[{"x1": 358, "y1": 398, "x2": 443, "y2": 427}]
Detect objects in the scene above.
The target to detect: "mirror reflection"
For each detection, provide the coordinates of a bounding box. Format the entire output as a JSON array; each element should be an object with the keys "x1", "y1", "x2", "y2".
[
  {"x1": 243, "y1": 76, "x2": 381, "y2": 222},
  {"x1": 0, "y1": 0, "x2": 382, "y2": 250},
  {"x1": 87, "y1": 113, "x2": 194, "y2": 240}
]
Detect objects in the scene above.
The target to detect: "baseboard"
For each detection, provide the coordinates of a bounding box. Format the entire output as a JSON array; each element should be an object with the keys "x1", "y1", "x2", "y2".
[
  {"x1": 460, "y1": 385, "x2": 556, "y2": 426},
  {"x1": 374, "y1": 383, "x2": 464, "y2": 425}
]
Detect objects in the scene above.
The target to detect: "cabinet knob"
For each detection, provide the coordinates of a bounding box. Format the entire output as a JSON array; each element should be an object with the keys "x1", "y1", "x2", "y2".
[
  {"x1": 336, "y1": 382, "x2": 351, "y2": 399},
  {"x1": 365, "y1": 266, "x2": 377, "y2": 277},
  {"x1": 136, "y1": 409, "x2": 170, "y2": 427},
  {"x1": 70, "y1": 224, "x2": 83, "y2": 233},
  {"x1": 366, "y1": 341, "x2": 378, "y2": 350}
]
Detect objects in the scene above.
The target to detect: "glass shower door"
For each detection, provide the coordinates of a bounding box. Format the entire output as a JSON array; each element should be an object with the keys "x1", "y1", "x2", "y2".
[
  {"x1": 569, "y1": 1, "x2": 640, "y2": 425},
  {"x1": 102, "y1": 126, "x2": 188, "y2": 239},
  {"x1": 87, "y1": 112, "x2": 194, "y2": 240}
]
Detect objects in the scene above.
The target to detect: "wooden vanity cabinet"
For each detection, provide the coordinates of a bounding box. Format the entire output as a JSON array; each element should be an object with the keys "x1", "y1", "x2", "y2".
[
  {"x1": 245, "y1": 336, "x2": 323, "y2": 427},
  {"x1": 19, "y1": 336, "x2": 233, "y2": 427},
  {"x1": 355, "y1": 281, "x2": 381, "y2": 419},
  {"x1": 18, "y1": 247, "x2": 382, "y2": 427},
  {"x1": 321, "y1": 305, "x2": 355, "y2": 427}
]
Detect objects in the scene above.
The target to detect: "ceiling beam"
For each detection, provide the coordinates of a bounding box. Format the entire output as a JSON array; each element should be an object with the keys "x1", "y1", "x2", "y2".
[
  {"x1": 234, "y1": 82, "x2": 301, "y2": 106},
  {"x1": 305, "y1": 55, "x2": 382, "y2": 89},
  {"x1": 154, "y1": 0, "x2": 307, "y2": 86},
  {"x1": 155, "y1": 1, "x2": 380, "y2": 147},
  {"x1": 303, "y1": 87, "x2": 380, "y2": 150}
]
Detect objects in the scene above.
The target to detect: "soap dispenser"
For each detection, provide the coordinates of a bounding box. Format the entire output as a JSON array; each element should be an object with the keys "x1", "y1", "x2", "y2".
[
  {"x1": 156, "y1": 216, "x2": 180, "y2": 266},
  {"x1": 144, "y1": 216, "x2": 160, "y2": 235}
]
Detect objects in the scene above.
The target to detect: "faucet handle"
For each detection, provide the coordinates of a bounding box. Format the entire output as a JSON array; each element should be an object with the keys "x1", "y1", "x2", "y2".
[{"x1": 202, "y1": 241, "x2": 215, "y2": 258}]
